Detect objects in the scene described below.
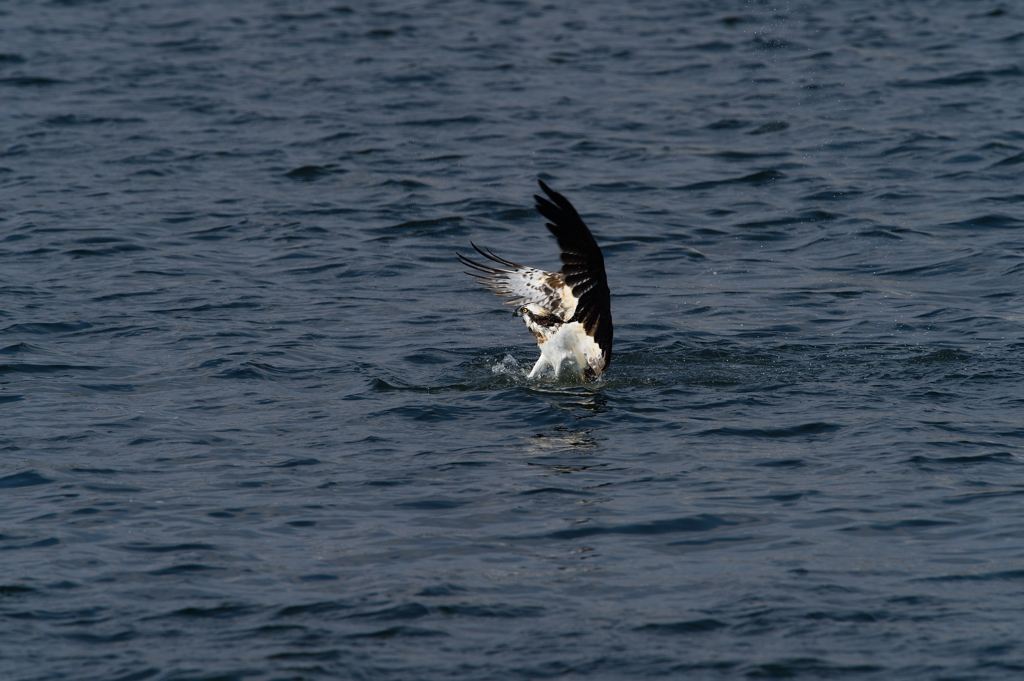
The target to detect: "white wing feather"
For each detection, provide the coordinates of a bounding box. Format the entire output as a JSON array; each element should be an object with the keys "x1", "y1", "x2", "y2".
[{"x1": 457, "y1": 244, "x2": 577, "y2": 318}]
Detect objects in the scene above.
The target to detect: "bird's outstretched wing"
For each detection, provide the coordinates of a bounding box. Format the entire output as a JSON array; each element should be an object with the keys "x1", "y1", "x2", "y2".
[
  {"x1": 534, "y1": 179, "x2": 613, "y2": 369},
  {"x1": 456, "y1": 243, "x2": 568, "y2": 316}
]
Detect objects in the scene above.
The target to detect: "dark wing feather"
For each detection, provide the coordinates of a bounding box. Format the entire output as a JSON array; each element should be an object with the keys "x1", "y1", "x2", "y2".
[{"x1": 534, "y1": 179, "x2": 613, "y2": 371}]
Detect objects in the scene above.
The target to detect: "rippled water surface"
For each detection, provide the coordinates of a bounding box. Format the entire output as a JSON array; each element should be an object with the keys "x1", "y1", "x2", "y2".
[{"x1": 3, "y1": 1, "x2": 1024, "y2": 679}]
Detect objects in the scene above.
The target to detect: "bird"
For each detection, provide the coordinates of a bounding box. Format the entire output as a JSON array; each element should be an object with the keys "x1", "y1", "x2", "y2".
[{"x1": 457, "y1": 179, "x2": 612, "y2": 379}]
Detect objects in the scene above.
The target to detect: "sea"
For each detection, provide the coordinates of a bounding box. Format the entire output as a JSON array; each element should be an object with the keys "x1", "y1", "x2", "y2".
[{"x1": 2, "y1": 1, "x2": 1024, "y2": 679}]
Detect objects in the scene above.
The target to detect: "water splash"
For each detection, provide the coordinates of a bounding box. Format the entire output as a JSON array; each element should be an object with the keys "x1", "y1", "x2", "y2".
[{"x1": 491, "y1": 353, "x2": 523, "y2": 376}]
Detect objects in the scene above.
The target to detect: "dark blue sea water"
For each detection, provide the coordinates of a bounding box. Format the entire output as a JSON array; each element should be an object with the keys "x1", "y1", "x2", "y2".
[{"x1": 3, "y1": 1, "x2": 1024, "y2": 679}]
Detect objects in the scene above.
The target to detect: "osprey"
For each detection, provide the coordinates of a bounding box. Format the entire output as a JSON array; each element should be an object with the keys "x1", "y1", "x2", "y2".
[{"x1": 457, "y1": 180, "x2": 613, "y2": 379}]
